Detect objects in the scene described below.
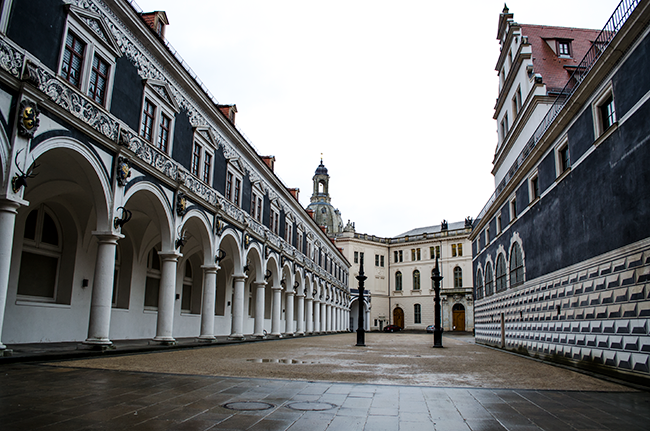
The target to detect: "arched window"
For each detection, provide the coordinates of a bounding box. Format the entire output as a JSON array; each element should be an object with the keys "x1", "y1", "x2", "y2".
[
  {"x1": 17, "y1": 205, "x2": 62, "y2": 301},
  {"x1": 144, "y1": 244, "x2": 161, "y2": 309},
  {"x1": 510, "y1": 242, "x2": 524, "y2": 287},
  {"x1": 413, "y1": 269, "x2": 420, "y2": 290},
  {"x1": 485, "y1": 263, "x2": 494, "y2": 296},
  {"x1": 496, "y1": 254, "x2": 507, "y2": 292},
  {"x1": 414, "y1": 303, "x2": 422, "y2": 324},
  {"x1": 453, "y1": 266, "x2": 462, "y2": 288},
  {"x1": 395, "y1": 271, "x2": 402, "y2": 291},
  {"x1": 476, "y1": 269, "x2": 484, "y2": 299}
]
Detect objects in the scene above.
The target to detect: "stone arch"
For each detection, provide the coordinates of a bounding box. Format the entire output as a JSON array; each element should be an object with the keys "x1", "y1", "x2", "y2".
[
  {"x1": 508, "y1": 231, "x2": 526, "y2": 288},
  {"x1": 29, "y1": 137, "x2": 112, "y2": 232},
  {"x1": 178, "y1": 209, "x2": 214, "y2": 265}
]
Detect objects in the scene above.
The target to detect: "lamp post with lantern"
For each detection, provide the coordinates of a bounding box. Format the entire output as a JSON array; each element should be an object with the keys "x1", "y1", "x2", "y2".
[{"x1": 431, "y1": 256, "x2": 444, "y2": 348}]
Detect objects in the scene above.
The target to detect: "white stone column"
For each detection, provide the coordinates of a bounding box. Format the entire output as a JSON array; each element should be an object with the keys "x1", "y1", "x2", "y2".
[
  {"x1": 85, "y1": 232, "x2": 122, "y2": 346},
  {"x1": 0, "y1": 199, "x2": 22, "y2": 350},
  {"x1": 230, "y1": 273, "x2": 246, "y2": 339},
  {"x1": 296, "y1": 291, "x2": 305, "y2": 335},
  {"x1": 253, "y1": 281, "x2": 267, "y2": 338},
  {"x1": 321, "y1": 301, "x2": 327, "y2": 332},
  {"x1": 154, "y1": 251, "x2": 182, "y2": 344},
  {"x1": 313, "y1": 299, "x2": 320, "y2": 334},
  {"x1": 199, "y1": 264, "x2": 219, "y2": 341},
  {"x1": 327, "y1": 303, "x2": 332, "y2": 332},
  {"x1": 271, "y1": 286, "x2": 282, "y2": 336},
  {"x1": 306, "y1": 297, "x2": 313, "y2": 334},
  {"x1": 285, "y1": 290, "x2": 295, "y2": 336}
]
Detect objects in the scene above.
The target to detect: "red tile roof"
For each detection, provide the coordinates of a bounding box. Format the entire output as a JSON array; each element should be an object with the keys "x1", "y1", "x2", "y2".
[{"x1": 521, "y1": 25, "x2": 601, "y2": 93}]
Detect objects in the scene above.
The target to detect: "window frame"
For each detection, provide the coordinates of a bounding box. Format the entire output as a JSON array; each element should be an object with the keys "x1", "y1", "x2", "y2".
[
  {"x1": 557, "y1": 40, "x2": 572, "y2": 58},
  {"x1": 225, "y1": 161, "x2": 244, "y2": 207},
  {"x1": 412, "y1": 269, "x2": 420, "y2": 290},
  {"x1": 270, "y1": 203, "x2": 280, "y2": 235},
  {"x1": 395, "y1": 271, "x2": 403, "y2": 291},
  {"x1": 510, "y1": 242, "x2": 525, "y2": 288},
  {"x1": 529, "y1": 171, "x2": 540, "y2": 202},
  {"x1": 593, "y1": 85, "x2": 617, "y2": 140},
  {"x1": 453, "y1": 266, "x2": 463, "y2": 288},
  {"x1": 250, "y1": 184, "x2": 264, "y2": 223},
  {"x1": 414, "y1": 304, "x2": 422, "y2": 324},
  {"x1": 139, "y1": 80, "x2": 179, "y2": 155},
  {"x1": 57, "y1": 6, "x2": 119, "y2": 109},
  {"x1": 555, "y1": 139, "x2": 571, "y2": 178}
]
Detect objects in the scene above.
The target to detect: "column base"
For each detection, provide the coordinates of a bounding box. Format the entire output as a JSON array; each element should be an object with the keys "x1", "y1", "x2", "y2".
[
  {"x1": 152, "y1": 336, "x2": 177, "y2": 346},
  {"x1": 82, "y1": 338, "x2": 114, "y2": 350},
  {"x1": 228, "y1": 334, "x2": 245, "y2": 340},
  {"x1": 296, "y1": 331, "x2": 305, "y2": 336},
  {"x1": 2, "y1": 349, "x2": 13, "y2": 356},
  {"x1": 197, "y1": 336, "x2": 216, "y2": 343}
]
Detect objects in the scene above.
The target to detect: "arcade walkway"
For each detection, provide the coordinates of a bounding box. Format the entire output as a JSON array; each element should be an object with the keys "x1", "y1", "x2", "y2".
[{"x1": 1, "y1": 333, "x2": 648, "y2": 430}]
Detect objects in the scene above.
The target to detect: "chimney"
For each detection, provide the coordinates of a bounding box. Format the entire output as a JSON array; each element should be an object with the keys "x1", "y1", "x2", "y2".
[
  {"x1": 288, "y1": 188, "x2": 300, "y2": 201},
  {"x1": 261, "y1": 156, "x2": 275, "y2": 172},
  {"x1": 140, "y1": 11, "x2": 169, "y2": 38},
  {"x1": 306, "y1": 208, "x2": 314, "y2": 219},
  {"x1": 217, "y1": 104, "x2": 237, "y2": 124},
  {"x1": 320, "y1": 226, "x2": 328, "y2": 234}
]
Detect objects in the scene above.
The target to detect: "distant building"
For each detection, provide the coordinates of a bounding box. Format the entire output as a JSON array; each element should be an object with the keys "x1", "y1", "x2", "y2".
[
  {"x1": 470, "y1": 2, "x2": 650, "y2": 382},
  {"x1": 337, "y1": 219, "x2": 474, "y2": 332},
  {"x1": 307, "y1": 159, "x2": 344, "y2": 235}
]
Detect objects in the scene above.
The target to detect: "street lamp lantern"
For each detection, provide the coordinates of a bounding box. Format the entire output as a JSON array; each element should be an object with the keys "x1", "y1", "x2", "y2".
[
  {"x1": 356, "y1": 254, "x2": 367, "y2": 347},
  {"x1": 431, "y1": 256, "x2": 444, "y2": 348}
]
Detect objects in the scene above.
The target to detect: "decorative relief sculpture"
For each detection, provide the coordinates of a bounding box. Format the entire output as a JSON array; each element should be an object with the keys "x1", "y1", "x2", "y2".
[
  {"x1": 116, "y1": 156, "x2": 131, "y2": 187},
  {"x1": 0, "y1": 36, "x2": 24, "y2": 78},
  {"x1": 17, "y1": 100, "x2": 40, "y2": 138},
  {"x1": 176, "y1": 192, "x2": 187, "y2": 217}
]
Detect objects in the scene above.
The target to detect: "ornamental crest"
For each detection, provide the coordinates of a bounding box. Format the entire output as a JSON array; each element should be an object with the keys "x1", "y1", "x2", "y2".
[
  {"x1": 116, "y1": 157, "x2": 131, "y2": 187},
  {"x1": 18, "y1": 100, "x2": 40, "y2": 137},
  {"x1": 176, "y1": 192, "x2": 187, "y2": 217}
]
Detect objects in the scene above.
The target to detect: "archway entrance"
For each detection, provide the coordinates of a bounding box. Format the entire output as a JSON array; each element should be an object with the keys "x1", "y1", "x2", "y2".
[
  {"x1": 393, "y1": 307, "x2": 404, "y2": 328},
  {"x1": 452, "y1": 303, "x2": 465, "y2": 331}
]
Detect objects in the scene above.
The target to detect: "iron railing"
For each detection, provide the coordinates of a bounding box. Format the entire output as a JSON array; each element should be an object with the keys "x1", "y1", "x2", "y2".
[{"x1": 475, "y1": 0, "x2": 641, "y2": 224}]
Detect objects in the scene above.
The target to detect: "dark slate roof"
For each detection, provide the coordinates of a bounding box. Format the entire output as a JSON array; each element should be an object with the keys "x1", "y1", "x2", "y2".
[{"x1": 396, "y1": 221, "x2": 466, "y2": 238}]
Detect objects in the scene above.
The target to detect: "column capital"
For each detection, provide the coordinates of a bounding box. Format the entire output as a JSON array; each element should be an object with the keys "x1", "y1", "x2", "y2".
[
  {"x1": 233, "y1": 273, "x2": 247, "y2": 281},
  {"x1": 91, "y1": 231, "x2": 124, "y2": 244},
  {"x1": 0, "y1": 195, "x2": 28, "y2": 213},
  {"x1": 158, "y1": 251, "x2": 182, "y2": 262},
  {"x1": 271, "y1": 285, "x2": 282, "y2": 291},
  {"x1": 201, "y1": 264, "x2": 219, "y2": 273},
  {"x1": 252, "y1": 280, "x2": 267, "y2": 287}
]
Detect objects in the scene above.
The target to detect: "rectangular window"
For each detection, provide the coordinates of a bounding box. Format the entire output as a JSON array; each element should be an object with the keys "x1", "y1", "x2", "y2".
[
  {"x1": 226, "y1": 172, "x2": 233, "y2": 201},
  {"x1": 531, "y1": 175, "x2": 540, "y2": 200},
  {"x1": 234, "y1": 178, "x2": 241, "y2": 206},
  {"x1": 399, "y1": 250, "x2": 403, "y2": 262},
  {"x1": 360, "y1": 252, "x2": 364, "y2": 265},
  {"x1": 140, "y1": 99, "x2": 155, "y2": 142},
  {"x1": 600, "y1": 96, "x2": 616, "y2": 131},
  {"x1": 394, "y1": 251, "x2": 398, "y2": 263},
  {"x1": 375, "y1": 254, "x2": 379, "y2": 266},
  {"x1": 458, "y1": 244, "x2": 463, "y2": 256},
  {"x1": 61, "y1": 32, "x2": 85, "y2": 88},
  {"x1": 512, "y1": 86, "x2": 522, "y2": 118},
  {"x1": 414, "y1": 304, "x2": 421, "y2": 324},
  {"x1": 88, "y1": 54, "x2": 109, "y2": 105},
  {"x1": 501, "y1": 112, "x2": 509, "y2": 140},
  {"x1": 497, "y1": 215, "x2": 502, "y2": 233},
  {"x1": 416, "y1": 248, "x2": 421, "y2": 260},
  {"x1": 411, "y1": 249, "x2": 415, "y2": 261},
  {"x1": 354, "y1": 251, "x2": 359, "y2": 264},
  {"x1": 559, "y1": 145, "x2": 570, "y2": 173},
  {"x1": 380, "y1": 255, "x2": 384, "y2": 267},
  {"x1": 191, "y1": 143, "x2": 202, "y2": 176},
  {"x1": 203, "y1": 152, "x2": 212, "y2": 183},
  {"x1": 157, "y1": 113, "x2": 171, "y2": 153},
  {"x1": 557, "y1": 41, "x2": 571, "y2": 56},
  {"x1": 511, "y1": 198, "x2": 517, "y2": 219},
  {"x1": 452, "y1": 244, "x2": 457, "y2": 257}
]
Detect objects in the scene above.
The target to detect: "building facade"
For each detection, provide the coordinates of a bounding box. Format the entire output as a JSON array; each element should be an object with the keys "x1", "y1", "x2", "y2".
[
  {"x1": 337, "y1": 220, "x2": 474, "y2": 332},
  {"x1": 471, "y1": 1, "x2": 650, "y2": 382},
  {"x1": 0, "y1": 0, "x2": 350, "y2": 350}
]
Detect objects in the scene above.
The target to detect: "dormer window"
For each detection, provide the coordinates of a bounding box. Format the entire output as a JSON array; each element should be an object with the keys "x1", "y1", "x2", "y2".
[
  {"x1": 557, "y1": 40, "x2": 571, "y2": 57},
  {"x1": 140, "y1": 11, "x2": 169, "y2": 39}
]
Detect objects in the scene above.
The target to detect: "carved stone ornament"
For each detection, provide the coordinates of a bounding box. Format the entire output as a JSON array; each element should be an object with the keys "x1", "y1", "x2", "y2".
[
  {"x1": 215, "y1": 218, "x2": 225, "y2": 236},
  {"x1": 116, "y1": 156, "x2": 131, "y2": 187},
  {"x1": 244, "y1": 233, "x2": 251, "y2": 249},
  {"x1": 176, "y1": 192, "x2": 187, "y2": 217},
  {"x1": 17, "y1": 100, "x2": 40, "y2": 138}
]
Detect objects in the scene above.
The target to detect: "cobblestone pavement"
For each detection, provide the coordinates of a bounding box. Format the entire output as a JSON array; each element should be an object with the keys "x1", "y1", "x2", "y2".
[{"x1": 1, "y1": 333, "x2": 649, "y2": 430}]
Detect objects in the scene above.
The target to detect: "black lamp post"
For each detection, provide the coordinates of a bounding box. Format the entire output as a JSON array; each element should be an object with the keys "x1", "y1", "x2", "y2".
[
  {"x1": 356, "y1": 254, "x2": 367, "y2": 347},
  {"x1": 431, "y1": 256, "x2": 444, "y2": 348}
]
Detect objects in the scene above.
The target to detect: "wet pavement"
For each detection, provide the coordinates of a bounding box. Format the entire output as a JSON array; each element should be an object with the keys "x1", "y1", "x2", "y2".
[{"x1": 1, "y1": 333, "x2": 649, "y2": 430}]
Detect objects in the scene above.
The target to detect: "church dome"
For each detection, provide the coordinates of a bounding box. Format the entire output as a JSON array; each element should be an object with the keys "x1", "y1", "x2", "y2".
[{"x1": 315, "y1": 159, "x2": 328, "y2": 175}]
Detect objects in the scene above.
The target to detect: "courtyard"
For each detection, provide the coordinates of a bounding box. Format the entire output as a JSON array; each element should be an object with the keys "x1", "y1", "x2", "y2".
[{"x1": 1, "y1": 332, "x2": 649, "y2": 430}]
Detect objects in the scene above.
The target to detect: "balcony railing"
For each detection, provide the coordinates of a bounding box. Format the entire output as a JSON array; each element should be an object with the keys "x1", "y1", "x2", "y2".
[{"x1": 475, "y1": 0, "x2": 640, "y2": 224}]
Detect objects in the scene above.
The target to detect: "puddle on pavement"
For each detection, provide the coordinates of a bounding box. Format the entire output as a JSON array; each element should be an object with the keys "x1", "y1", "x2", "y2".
[{"x1": 246, "y1": 358, "x2": 314, "y2": 364}]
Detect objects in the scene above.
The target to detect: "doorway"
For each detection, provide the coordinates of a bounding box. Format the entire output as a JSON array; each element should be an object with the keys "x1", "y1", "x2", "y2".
[
  {"x1": 393, "y1": 307, "x2": 404, "y2": 328},
  {"x1": 452, "y1": 303, "x2": 465, "y2": 331}
]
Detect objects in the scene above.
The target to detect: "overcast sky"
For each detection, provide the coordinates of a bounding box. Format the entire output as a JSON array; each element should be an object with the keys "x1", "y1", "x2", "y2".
[{"x1": 136, "y1": 0, "x2": 621, "y2": 237}]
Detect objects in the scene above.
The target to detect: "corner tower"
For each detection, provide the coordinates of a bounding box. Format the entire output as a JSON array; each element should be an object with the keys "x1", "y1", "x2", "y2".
[{"x1": 307, "y1": 159, "x2": 343, "y2": 235}]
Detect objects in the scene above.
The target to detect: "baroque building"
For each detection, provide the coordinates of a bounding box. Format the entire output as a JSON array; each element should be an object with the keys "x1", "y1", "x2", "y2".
[
  {"x1": 336, "y1": 219, "x2": 474, "y2": 332},
  {"x1": 470, "y1": 1, "x2": 650, "y2": 383},
  {"x1": 306, "y1": 159, "x2": 343, "y2": 236},
  {"x1": 0, "y1": 0, "x2": 350, "y2": 350}
]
